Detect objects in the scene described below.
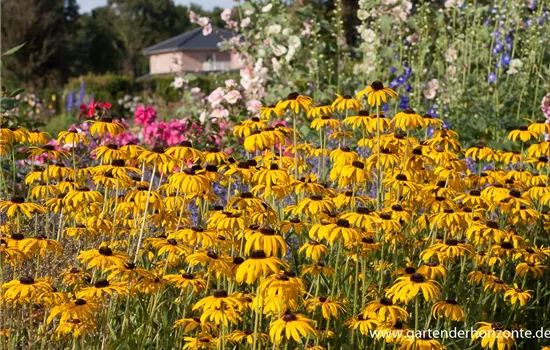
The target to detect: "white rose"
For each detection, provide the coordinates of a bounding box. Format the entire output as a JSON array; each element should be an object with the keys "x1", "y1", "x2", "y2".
[
  {"x1": 423, "y1": 89, "x2": 436, "y2": 100},
  {"x1": 272, "y1": 44, "x2": 287, "y2": 57},
  {"x1": 428, "y1": 79, "x2": 440, "y2": 91},
  {"x1": 357, "y1": 9, "x2": 369, "y2": 21},
  {"x1": 288, "y1": 35, "x2": 301, "y2": 49},
  {"x1": 267, "y1": 24, "x2": 282, "y2": 35}
]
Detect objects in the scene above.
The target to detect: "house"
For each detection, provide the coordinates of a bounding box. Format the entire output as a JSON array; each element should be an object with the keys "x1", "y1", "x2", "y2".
[{"x1": 142, "y1": 26, "x2": 242, "y2": 75}]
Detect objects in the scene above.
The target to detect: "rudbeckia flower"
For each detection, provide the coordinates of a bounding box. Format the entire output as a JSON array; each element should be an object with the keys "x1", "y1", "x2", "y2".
[
  {"x1": 235, "y1": 250, "x2": 287, "y2": 284},
  {"x1": 504, "y1": 285, "x2": 532, "y2": 306},
  {"x1": 431, "y1": 299, "x2": 465, "y2": 321},
  {"x1": 331, "y1": 94, "x2": 361, "y2": 112},
  {"x1": 387, "y1": 273, "x2": 440, "y2": 303},
  {"x1": 87, "y1": 117, "x2": 125, "y2": 137},
  {"x1": 472, "y1": 322, "x2": 515, "y2": 350},
  {"x1": 276, "y1": 92, "x2": 313, "y2": 114},
  {"x1": 78, "y1": 246, "x2": 130, "y2": 270},
  {"x1": 303, "y1": 296, "x2": 346, "y2": 319},
  {"x1": 356, "y1": 80, "x2": 397, "y2": 107},
  {"x1": 28, "y1": 144, "x2": 69, "y2": 159},
  {"x1": 260, "y1": 104, "x2": 283, "y2": 120},
  {"x1": 57, "y1": 128, "x2": 89, "y2": 146},
  {"x1": 0, "y1": 196, "x2": 45, "y2": 218},
  {"x1": 508, "y1": 126, "x2": 539, "y2": 142},
  {"x1": 307, "y1": 104, "x2": 333, "y2": 119},
  {"x1": 392, "y1": 108, "x2": 426, "y2": 130},
  {"x1": 269, "y1": 311, "x2": 316, "y2": 344},
  {"x1": 2, "y1": 276, "x2": 53, "y2": 304},
  {"x1": 363, "y1": 297, "x2": 408, "y2": 323},
  {"x1": 47, "y1": 298, "x2": 100, "y2": 324},
  {"x1": 76, "y1": 279, "x2": 128, "y2": 300},
  {"x1": 164, "y1": 272, "x2": 207, "y2": 294}
]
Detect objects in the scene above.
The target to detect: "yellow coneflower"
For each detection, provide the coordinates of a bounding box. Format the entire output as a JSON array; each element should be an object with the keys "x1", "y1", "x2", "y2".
[
  {"x1": 431, "y1": 299, "x2": 465, "y2": 321},
  {"x1": 504, "y1": 285, "x2": 532, "y2": 306},
  {"x1": 57, "y1": 129, "x2": 89, "y2": 146},
  {"x1": 260, "y1": 104, "x2": 283, "y2": 120},
  {"x1": 87, "y1": 117, "x2": 125, "y2": 137},
  {"x1": 269, "y1": 310, "x2": 316, "y2": 344},
  {"x1": 1, "y1": 276, "x2": 53, "y2": 304},
  {"x1": 332, "y1": 94, "x2": 361, "y2": 112},
  {"x1": 78, "y1": 246, "x2": 130, "y2": 270},
  {"x1": 363, "y1": 297, "x2": 408, "y2": 323},
  {"x1": 344, "y1": 314, "x2": 379, "y2": 335},
  {"x1": 307, "y1": 104, "x2": 333, "y2": 119},
  {"x1": 0, "y1": 196, "x2": 45, "y2": 218},
  {"x1": 235, "y1": 250, "x2": 286, "y2": 284},
  {"x1": 277, "y1": 92, "x2": 313, "y2": 114},
  {"x1": 356, "y1": 80, "x2": 397, "y2": 107},
  {"x1": 392, "y1": 108, "x2": 426, "y2": 130},
  {"x1": 304, "y1": 296, "x2": 346, "y2": 319},
  {"x1": 164, "y1": 272, "x2": 207, "y2": 294},
  {"x1": 472, "y1": 322, "x2": 515, "y2": 350},
  {"x1": 387, "y1": 273, "x2": 440, "y2": 303},
  {"x1": 508, "y1": 126, "x2": 539, "y2": 142}
]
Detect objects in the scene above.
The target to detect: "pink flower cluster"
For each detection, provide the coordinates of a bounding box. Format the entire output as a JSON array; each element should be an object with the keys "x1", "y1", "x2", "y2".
[
  {"x1": 142, "y1": 120, "x2": 198, "y2": 147},
  {"x1": 134, "y1": 105, "x2": 157, "y2": 126}
]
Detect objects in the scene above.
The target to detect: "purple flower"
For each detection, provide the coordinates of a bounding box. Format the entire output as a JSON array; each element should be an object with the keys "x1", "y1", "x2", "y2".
[
  {"x1": 405, "y1": 84, "x2": 412, "y2": 93},
  {"x1": 66, "y1": 91, "x2": 75, "y2": 112},
  {"x1": 77, "y1": 82, "x2": 86, "y2": 105},
  {"x1": 399, "y1": 95, "x2": 409, "y2": 110},
  {"x1": 501, "y1": 53, "x2": 511, "y2": 66},
  {"x1": 488, "y1": 72, "x2": 497, "y2": 84},
  {"x1": 382, "y1": 104, "x2": 389, "y2": 113},
  {"x1": 390, "y1": 66, "x2": 397, "y2": 74}
]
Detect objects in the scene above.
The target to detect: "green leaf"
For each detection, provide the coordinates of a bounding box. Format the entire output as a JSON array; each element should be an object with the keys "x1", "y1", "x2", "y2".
[
  {"x1": 9, "y1": 88, "x2": 24, "y2": 98},
  {"x1": 2, "y1": 43, "x2": 25, "y2": 56},
  {"x1": 185, "y1": 73, "x2": 197, "y2": 81},
  {"x1": 0, "y1": 98, "x2": 19, "y2": 111}
]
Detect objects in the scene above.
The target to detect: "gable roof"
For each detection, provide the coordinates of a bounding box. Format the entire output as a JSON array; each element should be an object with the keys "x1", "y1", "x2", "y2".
[{"x1": 143, "y1": 26, "x2": 236, "y2": 55}]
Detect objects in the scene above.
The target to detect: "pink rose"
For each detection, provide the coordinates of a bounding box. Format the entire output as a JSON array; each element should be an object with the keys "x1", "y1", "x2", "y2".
[
  {"x1": 211, "y1": 108, "x2": 229, "y2": 120},
  {"x1": 202, "y1": 24, "x2": 212, "y2": 36},
  {"x1": 207, "y1": 87, "x2": 225, "y2": 107},
  {"x1": 221, "y1": 8, "x2": 232, "y2": 22},
  {"x1": 246, "y1": 99, "x2": 262, "y2": 114},
  {"x1": 224, "y1": 90, "x2": 241, "y2": 104}
]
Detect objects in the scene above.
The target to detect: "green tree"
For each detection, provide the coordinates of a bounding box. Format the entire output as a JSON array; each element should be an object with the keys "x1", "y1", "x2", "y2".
[{"x1": 0, "y1": 0, "x2": 79, "y2": 87}]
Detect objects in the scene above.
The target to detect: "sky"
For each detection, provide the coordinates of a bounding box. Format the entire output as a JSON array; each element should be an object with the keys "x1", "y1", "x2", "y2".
[{"x1": 78, "y1": 0, "x2": 232, "y2": 13}]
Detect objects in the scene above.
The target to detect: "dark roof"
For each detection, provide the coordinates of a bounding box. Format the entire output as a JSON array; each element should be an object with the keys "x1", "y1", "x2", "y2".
[{"x1": 143, "y1": 26, "x2": 236, "y2": 55}]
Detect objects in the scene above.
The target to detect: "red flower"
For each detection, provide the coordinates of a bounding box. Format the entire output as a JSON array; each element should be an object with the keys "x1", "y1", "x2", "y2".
[{"x1": 79, "y1": 100, "x2": 112, "y2": 119}]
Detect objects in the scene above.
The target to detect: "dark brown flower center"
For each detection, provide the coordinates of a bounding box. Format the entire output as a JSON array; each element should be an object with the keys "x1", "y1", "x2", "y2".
[
  {"x1": 410, "y1": 273, "x2": 425, "y2": 283},
  {"x1": 213, "y1": 290, "x2": 228, "y2": 298},
  {"x1": 20, "y1": 276, "x2": 35, "y2": 285},
  {"x1": 99, "y1": 246, "x2": 113, "y2": 256},
  {"x1": 249, "y1": 250, "x2": 267, "y2": 259}
]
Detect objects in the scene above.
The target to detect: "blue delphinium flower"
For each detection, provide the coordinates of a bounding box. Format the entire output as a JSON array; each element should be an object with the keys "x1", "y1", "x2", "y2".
[
  {"x1": 77, "y1": 82, "x2": 86, "y2": 106},
  {"x1": 382, "y1": 104, "x2": 389, "y2": 113},
  {"x1": 390, "y1": 66, "x2": 397, "y2": 74},
  {"x1": 399, "y1": 95, "x2": 409, "y2": 110},
  {"x1": 66, "y1": 91, "x2": 75, "y2": 113},
  {"x1": 488, "y1": 72, "x2": 497, "y2": 84},
  {"x1": 501, "y1": 53, "x2": 511, "y2": 66}
]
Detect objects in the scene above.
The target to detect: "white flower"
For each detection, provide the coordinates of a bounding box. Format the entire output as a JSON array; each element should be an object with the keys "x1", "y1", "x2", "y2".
[
  {"x1": 445, "y1": 48, "x2": 458, "y2": 62},
  {"x1": 190, "y1": 87, "x2": 201, "y2": 94},
  {"x1": 189, "y1": 10, "x2": 198, "y2": 23},
  {"x1": 272, "y1": 44, "x2": 287, "y2": 57},
  {"x1": 240, "y1": 18, "x2": 251, "y2": 28},
  {"x1": 221, "y1": 9, "x2": 232, "y2": 22},
  {"x1": 357, "y1": 9, "x2": 369, "y2": 21},
  {"x1": 244, "y1": 9, "x2": 254, "y2": 15},
  {"x1": 224, "y1": 90, "x2": 241, "y2": 104},
  {"x1": 225, "y1": 79, "x2": 237, "y2": 88},
  {"x1": 285, "y1": 46, "x2": 296, "y2": 62},
  {"x1": 266, "y1": 24, "x2": 282, "y2": 35},
  {"x1": 262, "y1": 3, "x2": 273, "y2": 12},
  {"x1": 197, "y1": 17, "x2": 209, "y2": 27},
  {"x1": 272, "y1": 57, "x2": 281, "y2": 74},
  {"x1": 423, "y1": 89, "x2": 436, "y2": 100},
  {"x1": 447, "y1": 65, "x2": 457, "y2": 76},
  {"x1": 202, "y1": 24, "x2": 212, "y2": 36},
  {"x1": 510, "y1": 58, "x2": 523, "y2": 69},
  {"x1": 199, "y1": 111, "x2": 207, "y2": 124},
  {"x1": 507, "y1": 67, "x2": 519, "y2": 75},
  {"x1": 428, "y1": 79, "x2": 440, "y2": 91},
  {"x1": 288, "y1": 35, "x2": 301, "y2": 49},
  {"x1": 360, "y1": 29, "x2": 376, "y2": 43},
  {"x1": 282, "y1": 28, "x2": 291, "y2": 36},
  {"x1": 171, "y1": 77, "x2": 185, "y2": 89}
]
